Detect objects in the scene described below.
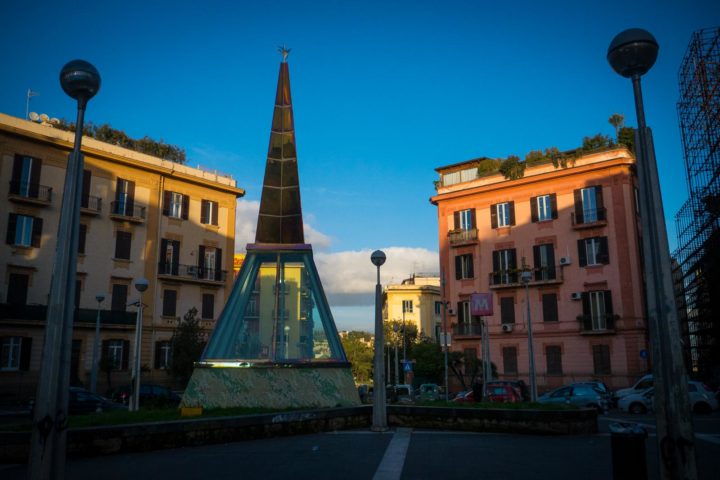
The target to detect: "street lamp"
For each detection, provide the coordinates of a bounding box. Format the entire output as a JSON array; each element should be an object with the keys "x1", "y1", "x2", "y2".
[
  {"x1": 284, "y1": 325, "x2": 291, "y2": 358},
  {"x1": 370, "y1": 250, "x2": 388, "y2": 432},
  {"x1": 608, "y1": 28, "x2": 696, "y2": 479},
  {"x1": 89, "y1": 294, "x2": 105, "y2": 393},
  {"x1": 521, "y1": 269, "x2": 537, "y2": 402},
  {"x1": 129, "y1": 278, "x2": 149, "y2": 412},
  {"x1": 29, "y1": 59, "x2": 100, "y2": 480}
]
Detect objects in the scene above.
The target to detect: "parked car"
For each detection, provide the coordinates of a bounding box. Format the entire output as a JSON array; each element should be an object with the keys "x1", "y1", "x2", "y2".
[
  {"x1": 112, "y1": 384, "x2": 181, "y2": 407},
  {"x1": 619, "y1": 381, "x2": 719, "y2": 414},
  {"x1": 538, "y1": 384, "x2": 609, "y2": 413},
  {"x1": 486, "y1": 380, "x2": 530, "y2": 401},
  {"x1": 393, "y1": 384, "x2": 415, "y2": 404},
  {"x1": 417, "y1": 383, "x2": 440, "y2": 401},
  {"x1": 68, "y1": 387, "x2": 126, "y2": 414},
  {"x1": 485, "y1": 384, "x2": 522, "y2": 403},
  {"x1": 613, "y1": 374, "x2": 653, "y2": 406},
  {"x1": 451, "y1": 390, "x2": 475, "y2": 403}
]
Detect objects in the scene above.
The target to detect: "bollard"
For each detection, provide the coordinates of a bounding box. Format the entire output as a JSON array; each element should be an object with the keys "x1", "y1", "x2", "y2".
[{"x1": 609, "y1": 422, "x2": 647, "y2": 480}]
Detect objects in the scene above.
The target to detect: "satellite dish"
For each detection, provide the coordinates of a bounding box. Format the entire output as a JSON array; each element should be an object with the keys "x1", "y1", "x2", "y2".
[
  {"x1": 49, "y1": 118, "x2": 60, "y2": 124},
  {"x1": 29, "y1": 112, "x2": 40, "y2": 121},
  {"x1": 39, "y1": 113, "x2": 49, "y2": 122}
]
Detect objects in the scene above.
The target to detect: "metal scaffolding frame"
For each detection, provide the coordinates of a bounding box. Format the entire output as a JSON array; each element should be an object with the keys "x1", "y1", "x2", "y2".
[{"x1": 673, "y1": 26, "x2": 720, "y2": 378}]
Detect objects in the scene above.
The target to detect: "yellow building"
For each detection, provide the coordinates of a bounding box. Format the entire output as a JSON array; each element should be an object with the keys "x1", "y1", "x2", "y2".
[
  {"x1": 0, "y1": 113, "x2": 244, "y2": 401},
  {"x1": 383, "y1": 274, "x2": 442, "y2": 340}
]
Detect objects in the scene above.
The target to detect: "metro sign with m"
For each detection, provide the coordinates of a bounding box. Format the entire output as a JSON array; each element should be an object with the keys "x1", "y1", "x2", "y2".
[{"x1": 470, "y1": 293, "x2": 493, "y2": 316}]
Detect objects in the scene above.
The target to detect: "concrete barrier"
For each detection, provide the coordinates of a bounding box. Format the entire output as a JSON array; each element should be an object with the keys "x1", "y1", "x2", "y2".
[{"x1": 0, "y1": 405, "x2": 596, "y2": 463}]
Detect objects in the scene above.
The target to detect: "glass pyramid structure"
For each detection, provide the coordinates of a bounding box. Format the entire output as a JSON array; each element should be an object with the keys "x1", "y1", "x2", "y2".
[{"x1": 181, "y1": 52, "x2": 357, "y2": 409}]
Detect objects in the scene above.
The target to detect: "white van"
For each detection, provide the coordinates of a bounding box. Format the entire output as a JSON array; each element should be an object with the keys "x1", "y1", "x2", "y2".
[{"x1": 613, "y1": 374, "x2": 653, "y2": 405}]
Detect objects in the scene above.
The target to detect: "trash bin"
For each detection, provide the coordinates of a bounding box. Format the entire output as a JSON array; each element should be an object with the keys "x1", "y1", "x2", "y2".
[{"x1": 609, "y1": 422, "x2": 647, "y2": 480}]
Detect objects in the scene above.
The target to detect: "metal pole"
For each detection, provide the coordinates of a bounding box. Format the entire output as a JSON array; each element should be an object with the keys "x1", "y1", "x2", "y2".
[
  {"x1": 631, "y1": 74, "x2": 697, "y2": 479},
  {"x1": 129, "y1": 298, "x2": 143, "y2": 412},
  {"x1": 89, "y1": 299, "x2": 103, "y2": 394},
  {"x1": 482, "y1": 318, "x2": 492, "y2": 400},
  {"x1": 441, "y1": 271, "x2": 449, "y2": 401},
  {"x1": 394, "y1": 341, "x2": 399, "y2": 385},
  {"x1": 371, "y1": 251, "x2": 387, "y2": 431},
  {"x1": 402, "y1": 307, "x2": 407, "y2": 380},
  {"x1": 524, "y1": 279, "x2": 537, "y2": 402}
]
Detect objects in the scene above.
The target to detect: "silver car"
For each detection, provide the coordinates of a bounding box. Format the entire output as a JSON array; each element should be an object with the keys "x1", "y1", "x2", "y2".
[
  {"x1": 538, "y1": 384, "x2": 609, "y2": 413},
  {"x1": 618, "y1": 381, "x2": 719, "y2": 414}
]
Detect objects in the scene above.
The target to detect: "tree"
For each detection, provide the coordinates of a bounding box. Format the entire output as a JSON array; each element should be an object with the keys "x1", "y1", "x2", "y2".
[
  {"x1": 448, "y1": 351, "x2": 497, "y2": 391},
  {"x1": 169, "y1": 307, "x2": 206, "y2": 386},
  {"x1": 498, "y1": 155, "x2": 526, "y2": 180},
  {"x1": 408, "y1": 338, "x2": 444, "y2": 384},
  {"x1": 618, "y1": 126, "x2": 635, "y2": 153},
  {"x1": 582, "y1": 133, "x2": 613, "y2": 152},
  {"x1": 340, "y1": 331, "x2": 374, "y2": 384},
  {"x1": 608, "y1": 113, "x2": 625, "y2": 142}
]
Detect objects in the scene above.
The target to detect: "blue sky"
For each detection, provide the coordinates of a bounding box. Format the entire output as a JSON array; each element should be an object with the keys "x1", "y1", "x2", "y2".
[{"x1": 1, "y1": 1, "x2": 717, "y2": 330}]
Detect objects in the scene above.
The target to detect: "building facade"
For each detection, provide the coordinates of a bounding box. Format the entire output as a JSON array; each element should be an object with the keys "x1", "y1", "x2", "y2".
[
  {"x1": 0, "y1": 113, "x2": 243, "y2": 402},
  {"x1": 383, "y1": 274, "x2": 442, "y2": 340},
  {"x1": 431, "y1": 147, "x2": 648, "y2": 392}
]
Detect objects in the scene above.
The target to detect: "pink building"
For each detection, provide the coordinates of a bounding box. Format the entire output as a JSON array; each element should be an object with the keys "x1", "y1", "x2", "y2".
[{"x1": 431, "y1": 147, "x2": 648, "y2": 392}]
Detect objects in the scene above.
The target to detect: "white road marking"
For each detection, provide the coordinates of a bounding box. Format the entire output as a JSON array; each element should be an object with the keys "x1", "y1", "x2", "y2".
[{"x1": 373, "y1": 428, "x2": 412, "y2": 480}]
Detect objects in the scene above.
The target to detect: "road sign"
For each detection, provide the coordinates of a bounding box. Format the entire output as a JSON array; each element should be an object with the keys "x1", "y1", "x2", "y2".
[
  {"x1": 471, "y1": 293, "x2": 493, "y2": 316},
  {"x1": 640, "y1": 349, "x2": 648, "y2": 359},
  {"x1": 441, "y1": 332, "x2": 452, "y2": 348},
  {"x1": 403, "y1": 361, "x2": 413, "y2": 373}
]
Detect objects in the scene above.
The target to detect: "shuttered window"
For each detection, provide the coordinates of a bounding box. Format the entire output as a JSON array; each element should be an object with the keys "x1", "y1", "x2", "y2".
[
  {"x1": 201, "y1": 200, "x2": 219, "y2": 225},
  {"x1": 592, "y1": 344, "x2": 611, "y2": 375},
  {"x1": 202, "y1": 293, "x2": 215, "y2": 319},
  {"x1": 111, "y1": 284, "x2": 128, "y2": 312},
  {"x1": 542, "y1": 293, "x2": 558, "y2": 322},
  {"x1": 500, "y1": 297, "x2": 515, "y2": 324},
  {"x1": 546, "y1": 346, "x2": 563, "y2": 375},
  {"x1": 502, "y1": 347, "x2": 518, "y2": 375},
  {"x1": 163, "y1": 290, "x2": 177, "y2": 317},
  {"x1": 114, "y1": 231, "x2": 132, "y2": 260}
]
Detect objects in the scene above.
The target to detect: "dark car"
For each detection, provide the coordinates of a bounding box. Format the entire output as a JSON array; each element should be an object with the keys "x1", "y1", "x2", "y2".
[
  {"x1": 68, "y1": 387, "x2": 126, "y2": 414},
  {"x1": 113, "y1": 384, "x2": 181, "y2": 407},
  {"x1": 538, "y1": 384, "x2": 609, "y2": 413}
]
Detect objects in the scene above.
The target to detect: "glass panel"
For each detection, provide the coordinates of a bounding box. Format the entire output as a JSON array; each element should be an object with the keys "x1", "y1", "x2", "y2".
[{"x1": 582, "y1": 188, "x2": 597, "y2": 222}]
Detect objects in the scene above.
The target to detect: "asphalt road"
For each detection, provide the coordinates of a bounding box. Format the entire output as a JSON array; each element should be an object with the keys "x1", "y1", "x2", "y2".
[{"x1": 2, "y1": 412, "x2": 719, "y2": 479}]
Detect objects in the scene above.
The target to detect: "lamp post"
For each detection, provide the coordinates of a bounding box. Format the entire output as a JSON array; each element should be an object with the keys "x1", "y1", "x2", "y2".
[
  {"x1": 608, "y1": 28, "x2": 696, "y2": 479},
  {"x1": 392, "y1": 323, "x2": 400, "y2": 385},
  {"x1": 440, "y1": 271, "x2": 449, "y2": 401},
  {"x1": 284, "y1": 325, "x2": 291, "y2": 358},
  {"x1": 129, "y1": 278, "x2": 149, "y2": 412},
  {"x1": 89, "y1": 294, "x2": 105, "y2": 394},
  {"x1": 28, "y1": 60, "x2": 100, "y2": 480},
  {"x1": 521, "y1": 269, "x2": 537, "y2": 402},
  {"x1": 370, "y1": 250, "x2": 388, "y2": 432}
]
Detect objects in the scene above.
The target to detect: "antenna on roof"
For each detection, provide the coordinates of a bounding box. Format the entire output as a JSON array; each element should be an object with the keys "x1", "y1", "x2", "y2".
[{"x1": 26, "y1": 89, "x2": 39, "y2": 120}]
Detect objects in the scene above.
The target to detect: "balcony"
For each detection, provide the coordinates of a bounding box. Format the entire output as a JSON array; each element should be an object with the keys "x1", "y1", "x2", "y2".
[
  {"x1": 158, "y1": 262, "x2": 227, "y2": 285},
  {"x1": 0, "y1": 303, "x2": 135, "y2": 325},
  {"x1": 8, "y1": 181, "x2": 52, "y2": 206},
  {"x1": 81, "y1": 195, "x2": 102, "y2": 215},
  {"x1": 571, "y1": 207, "x2": 607, "y2": 229},
  {"x1": 577, "y1": 313, "x2": 617, "y2": 334},
  {"x1": 453, "y1": 323, "x2": 483, "y2": 337},
  {"x1": 489, "y1": 266, "x2": 563, "y2": 289},
  {"x1": 110, "y1": 201, "x2": 146, "y2": 223},
  {"x1": 448, "y1": 228, "x2": 478, "y2": 246}
]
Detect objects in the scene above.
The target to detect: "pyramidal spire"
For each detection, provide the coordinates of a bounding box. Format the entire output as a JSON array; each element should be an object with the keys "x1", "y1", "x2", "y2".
[{"x1": 255, "y1": 48, "x2": 304, "y2": 244}]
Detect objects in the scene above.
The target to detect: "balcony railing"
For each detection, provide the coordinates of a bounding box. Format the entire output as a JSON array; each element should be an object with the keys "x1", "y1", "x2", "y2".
[
  {"x1": 8, "y1": 180, "x2": 52, "y2": 203},
  {"x1": 158, "y1": 262, "x2": 226, "y2": 282},
  {"x1": 577, "y1": 313, "x2": 617, "y2": 333},
  {"x1": 81, "y1": 195, "x2": 102, "y2": 214},
  {"x1": 448, "y1": 228, "x2": 478, "y2": 246},
  {"x1": 0, "y1": 303, "x2": 135, "y2": 325},
  {"x1": 571, "y1": 207, "x2": 607, "y2": 227},
  {"x1": 453, "y1": 323, "x2": 483, "y2": 336},
  {"x1": 110, "y1": 201, "x2": 146, "y2": 221},
  {"x1": 489, "y1": 265, "x2": 563, "y2": 288}
]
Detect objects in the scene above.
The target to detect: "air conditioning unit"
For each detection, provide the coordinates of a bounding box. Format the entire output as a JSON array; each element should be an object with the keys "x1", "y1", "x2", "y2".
[
  {"x1": 501, "y1": 324, "x2": 513, "y2": 333},
  {"x1": 570, "y1": 292, "x2": 583, "y2": 301},
  {"x1": 559, "y1": 256, "x2": 571, "y2": 266},
  {"x1": 448, "y1": 308, "x2": 455, "y2": 316}
]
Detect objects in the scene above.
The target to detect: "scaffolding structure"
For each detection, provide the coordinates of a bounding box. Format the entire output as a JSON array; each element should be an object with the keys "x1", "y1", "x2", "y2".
[{"x1": 673, "y1": 27, "x2": 720, "y2": 378}]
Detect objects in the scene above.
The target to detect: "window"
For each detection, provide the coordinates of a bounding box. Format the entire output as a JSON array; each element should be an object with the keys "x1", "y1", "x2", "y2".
[
  {"x1": 1, "y1": 336, "x2": 31, "y2": 371},
  {"x1": 201, "y1": 200, "x2": 219, "y2": 226},
  {"x1": 202, "y1": 293, "x2": 215, "y2": 319},
  {"x1": 81, "y1": 169, "x2": 91, "y2": 208},
  {"x1": 542, "y1": 293, "x2": 558, "y2": 322},
  {"x1": 434, "y1": 301, "x2": 442, "y2": 316},
  {"x1": 154, "y1": 341, "x2": 172, "y2": 369},
  {"x1": 453, "y1": 209, "x2": 475, "y2": 231},
  {"x1": 111, "y1": 284, "x2": 128, "y2": 312},
  {"x1": 114, "y1": 178, "x2": 135, "y2": 216},
  {"x1": 457, "y1": 301, "x2": 471, "y2": 324},
  {"x1": 11, "y1": 154, "x2": 41, "y2": 197},
  {"x1": 492, "y1": 249, "x2": 517, "y2": 284},
  {"x1": 574, "y1": 186, "x2": 604, "y2": 224},
  {"x1": 592, "y1": 344, "x2": 611, "y2": 375},
  {"x1": 546, "y1": 346, "x2": 563, "y2": 375},
  {"x1": 114, "y1": 231, "x2": 132, "y2": 260},
  {"x1": 533, "y1": 244, "x2": 556, "y2": 280},
  {"x1": 500, "y1": 297, "x2": 515, "y2": 324},
  {"x1": 7, "y1": 273, "x2": 29, "y2": 305},
  {"x1": 199, "y1": 246, "x2": 223, "y2": 281},
  {"x1": 582, "y1": 290, "x2": 614, "y2": 331},
  {"x1": 103, "y1": 339, "x2": 129, "y2": 370},
  {"x1": 531, "y1": 194, "x2": 557, "y2": 222},
  {"x1": 163, "y1": 191, "x2": 189, "y2": 220},
  {"x1": 6, "y1": 214, "x2": 42, "y2": 247},
  {"x1": 78, "y1": 224, "x2": 87, "y2": 254},
  {"x1": 160, "y1": 239, "x2": 181, "y2": 275},
  {"x1": 578, "y1": 237, "x2": 609, "y2": 266},
  {"x1": 455, "y1": 253, "x2": 474, "y2": 280},
  {"x1": 163, "y1": 290, "x2": 177, "y2": 317},
  {"x1": 491, "y1": 202, "x2": 515, "y2": 228},
  {"x1": 502, "y1": 346, "x2": 518, "y2": 375},
  {"x1": 402, "y1": 300, "x2": 413, "y2": 313}
]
